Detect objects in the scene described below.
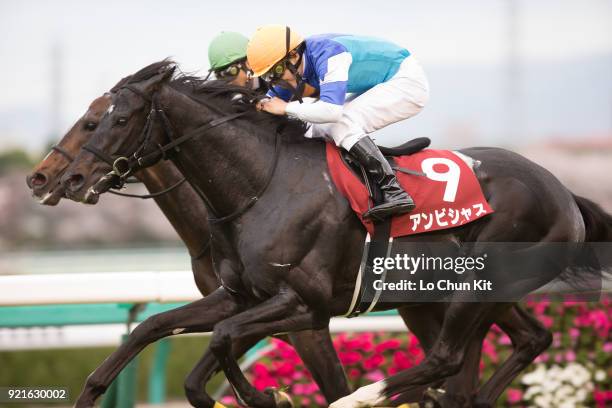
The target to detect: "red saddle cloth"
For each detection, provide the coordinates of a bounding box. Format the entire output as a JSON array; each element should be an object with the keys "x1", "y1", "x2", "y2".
[{"x1": 326, "y1": 143, "x2": 494, "y2": 237}]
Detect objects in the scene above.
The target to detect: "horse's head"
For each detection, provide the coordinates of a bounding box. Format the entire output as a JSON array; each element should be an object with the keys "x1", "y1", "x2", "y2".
[
  {"x1": 26, "y1": 94, "x2": 112, "y2": 205},
  {"x1": 61, "y1": 61, "x2": 176, "y2": 204}
]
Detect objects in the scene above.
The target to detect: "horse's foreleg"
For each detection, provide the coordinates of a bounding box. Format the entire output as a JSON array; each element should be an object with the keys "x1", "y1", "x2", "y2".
[
  {"x1": 288, "y1": 328, "x2": 352, "y2": 403},
  {"x1": 472, "y1": 306, "x2": 551, "y2": 408},
  {"x1": 184, "y1": 328, "x2": 350, "y2": 407},
  {"x1": 75, "y1": 287, "x2": 241, "y2": 408},
  {"x1": 392, "y1": 304, "x2": 444, "y2": 404},
  {"x1": 184, "y1": 336, "x2": 263, "y2": 408},
  {"x1": 209, "y1": 290, "x2": 324, "y2": 408}
]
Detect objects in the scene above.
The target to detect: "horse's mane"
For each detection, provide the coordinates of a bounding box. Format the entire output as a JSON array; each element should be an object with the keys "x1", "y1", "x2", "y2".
[
  {"x1": 124, "y1": 59, "x2": 307, "y2": 138},
  {"x1": 173, "y1": 75, "x2": 307, "y2": 137}
]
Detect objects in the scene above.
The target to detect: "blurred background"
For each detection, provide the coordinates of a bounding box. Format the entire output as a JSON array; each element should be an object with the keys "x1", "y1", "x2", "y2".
[{"x1": 0, "y1": 0, "x2": 611, "y2": 406}]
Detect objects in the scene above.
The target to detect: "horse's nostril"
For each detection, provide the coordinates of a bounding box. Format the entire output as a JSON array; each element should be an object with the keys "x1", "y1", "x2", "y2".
[
  {"x1": 66, "y1": 174, "x2": 85, "y2": 192},
  {"x1": 27, "y1": 172, "x2": 48, "y2": 189}
]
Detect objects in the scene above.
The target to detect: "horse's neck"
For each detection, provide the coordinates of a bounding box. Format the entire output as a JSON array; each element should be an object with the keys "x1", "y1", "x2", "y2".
[
  {"x1": 136, "y1": 162, "x2": 210, "y2": 257},
  {"x1": 160, "y1": 87, "x2": 279, "y2": 218}
]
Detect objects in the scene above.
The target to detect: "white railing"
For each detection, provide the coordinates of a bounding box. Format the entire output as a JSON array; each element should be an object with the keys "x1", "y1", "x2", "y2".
[{"x1": 0, "y1": 271, "x2": 201, "y2": 306}]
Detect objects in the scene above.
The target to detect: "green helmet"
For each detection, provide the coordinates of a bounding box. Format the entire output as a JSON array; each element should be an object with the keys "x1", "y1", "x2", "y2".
[{"x1": 208, "y1": 31, "x2": 249, "y2": 70}]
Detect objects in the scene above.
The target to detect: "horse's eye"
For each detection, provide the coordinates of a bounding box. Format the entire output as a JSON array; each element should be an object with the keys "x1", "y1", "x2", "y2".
[
  {"x1": 84, "y1": 122, "x2": 97, "y2": 131},
  {"x1": 116, "y1": 117, "x2": 128, "y2": 126}
]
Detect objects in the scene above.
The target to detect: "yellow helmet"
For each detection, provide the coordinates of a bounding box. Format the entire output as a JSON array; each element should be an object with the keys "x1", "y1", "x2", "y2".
[{"x1": 247, "y1": 25, "x2": 304, "y2": 77}]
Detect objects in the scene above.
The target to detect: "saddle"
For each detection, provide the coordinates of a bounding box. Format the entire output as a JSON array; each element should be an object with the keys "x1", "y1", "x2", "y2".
[{"x1": 379, "y1": 137, "x2": 431, "y2": 156}]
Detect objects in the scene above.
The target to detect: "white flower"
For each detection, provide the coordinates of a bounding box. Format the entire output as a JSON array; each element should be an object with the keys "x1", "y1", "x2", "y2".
[
  {"x1": 559, "y1": 397, "x2": 577, "y2": 408},
  {"x1": 534, "y1": 394, "x2": 552, "y2": 407},
  {"x1": 524, "y1": 384, "x2": 542, "y2": 400},
  {"x1": 522, "y1": 364, "x2": 547, "y2": 385},
  {"x1": 575, "y1": 388, "x2": 588, "y2": 402},
  {"x1": 594, "y1": 369, "x2": 606, "y2": 382},
  {"x1": 554, "y1": 385, "x2": 572, "y2": 400}
]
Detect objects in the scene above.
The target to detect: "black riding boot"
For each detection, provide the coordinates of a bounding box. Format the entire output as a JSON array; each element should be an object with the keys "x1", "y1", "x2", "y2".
[{"x1": 349, "y1": 136, "x2": 416, "y2": 220}]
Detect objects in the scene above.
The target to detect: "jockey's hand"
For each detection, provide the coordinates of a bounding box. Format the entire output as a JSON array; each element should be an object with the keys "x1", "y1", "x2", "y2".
[{"x1": 258, "y1": 97, "x2": 288, "y2": 116}]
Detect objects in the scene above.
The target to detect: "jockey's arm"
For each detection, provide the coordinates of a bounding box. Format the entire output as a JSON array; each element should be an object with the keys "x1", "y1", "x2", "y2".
[{"x1": 286, "y1": 99, "x2": 343, "y2": 123}]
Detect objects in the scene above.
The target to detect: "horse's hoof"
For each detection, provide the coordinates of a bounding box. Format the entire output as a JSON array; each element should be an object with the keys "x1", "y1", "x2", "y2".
[{"x1": 265, "y1": 387, "x2": 294, "y2": 408}]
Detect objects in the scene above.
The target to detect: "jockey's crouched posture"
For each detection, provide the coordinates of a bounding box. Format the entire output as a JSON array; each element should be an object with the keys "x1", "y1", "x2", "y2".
[{"x1": 247, "y1": 25, "x2": 429, "y2": 220}]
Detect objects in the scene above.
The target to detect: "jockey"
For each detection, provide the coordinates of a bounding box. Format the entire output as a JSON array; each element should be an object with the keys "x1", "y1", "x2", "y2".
[
  {"x1": 207, "y1": 31, "x2": 252, "y2": 87},
  {"x1": 247, "y1": 25, "x2": 429, "y2": 220}
]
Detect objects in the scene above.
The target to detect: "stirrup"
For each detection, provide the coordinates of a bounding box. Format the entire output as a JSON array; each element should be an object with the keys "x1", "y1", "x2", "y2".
[{"x1": 363, "y1": 199, "x2": 415, "y2": 221}]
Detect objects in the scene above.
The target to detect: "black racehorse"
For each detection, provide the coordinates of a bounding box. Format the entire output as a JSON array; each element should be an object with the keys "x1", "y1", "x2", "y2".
[
  {"x1": 61, "y1": 61, "x2": 611, "y2": 408},
  {"x1": 32, "y1": 73, "x2": 551, "y2": 408}
]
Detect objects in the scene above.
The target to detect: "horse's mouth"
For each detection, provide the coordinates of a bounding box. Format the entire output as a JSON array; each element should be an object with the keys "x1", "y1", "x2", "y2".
[{"x1": 38, "y1": 189, "x2": 64, "y2": 206}]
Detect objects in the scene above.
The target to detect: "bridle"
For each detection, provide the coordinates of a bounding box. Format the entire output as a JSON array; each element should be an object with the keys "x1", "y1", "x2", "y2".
[{"x1": 81, "y1": 82, "x2": 282, "y2": 225}]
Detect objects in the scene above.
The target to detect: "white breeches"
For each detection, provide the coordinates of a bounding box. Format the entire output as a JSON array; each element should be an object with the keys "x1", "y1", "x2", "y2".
[{"x1": 307, "y1": 56, "x2": 430, "y2": 151}]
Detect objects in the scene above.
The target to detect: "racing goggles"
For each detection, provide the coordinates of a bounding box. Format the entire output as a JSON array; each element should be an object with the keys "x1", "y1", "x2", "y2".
[
  {"x1": 261, "y1": 60, "x2": 287, "y2": 83},
  {"x1": 214, "y1": 61, "x2": 248, "y2": 79}
]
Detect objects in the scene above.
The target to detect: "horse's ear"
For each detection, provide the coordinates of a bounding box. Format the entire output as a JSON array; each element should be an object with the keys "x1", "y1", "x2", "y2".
[{"x1": 138, "y1": 65, "x2": 176, "y2": 93}]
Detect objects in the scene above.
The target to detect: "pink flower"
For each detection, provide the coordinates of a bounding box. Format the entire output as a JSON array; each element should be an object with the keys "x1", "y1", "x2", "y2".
[
  {"x1": 499, "y1": 334, "x2": 512, "y2": 345},
  {"x1": 220, "y1": 396, "x2": 237, "y2": 405},
  {"x1": 569, "y1": 328, "x2": 580, "y2": 339},
  {"x1": 482, "y1": 339, "x2": 499, "y2": 363},
  {"x1": 534, "y1": 352, "x2": 549, "y2": 363},
  {"x1": 594, "y1": 390, "x2": 612, "y2": 408},
  {"x1": 348, "y1": 368, "x2": 361, "y2": 379},
  {"x1": 292, "y1": 383, "x2": 306, "y2": 395},
  {"x1": 603, "y1": 342, "x2": 612, "y2": 353},
  {"x1": 339, "y1": 351, "x2": 361, "y2": 365},
  {"x1": 552, "y1": 332, "x2": 562, "y2": 347},
  {"x1": 365, "y1": 369, "x2": 385, "y2": 382},
  {"x1": 273, "y1": 361, "x2": 295, "y2": 377},
  {"x1": 532, "y1": 299, "x2": 550, "y2": 315},
  {"x1": 363, "y1": 354, "x2": 385, "y2": 370},
  {"x1": 540, "y1": 315, "x2": 554, "y2": 328},
  {"x1": 253, "y1": 375, "x2": 278, "y2": 390},
  {"x1": 506, "y1": 388, "x2": 523, "y2": 404},
  {"x1": 252, "y1": 362, "x2": 271, "y2": 377},
  {"x1": 314, "y1": 394, "x2": 326, "y2": 406},
  {"x1": 392, "y1": 351, "x2": 413, "y2": 370},
  {"x1": 374, "y1": 339, "x2": 401, "y2": 353},
  {"x1": 564, "y1": 350, "x2": 576, "y2": 362}
]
